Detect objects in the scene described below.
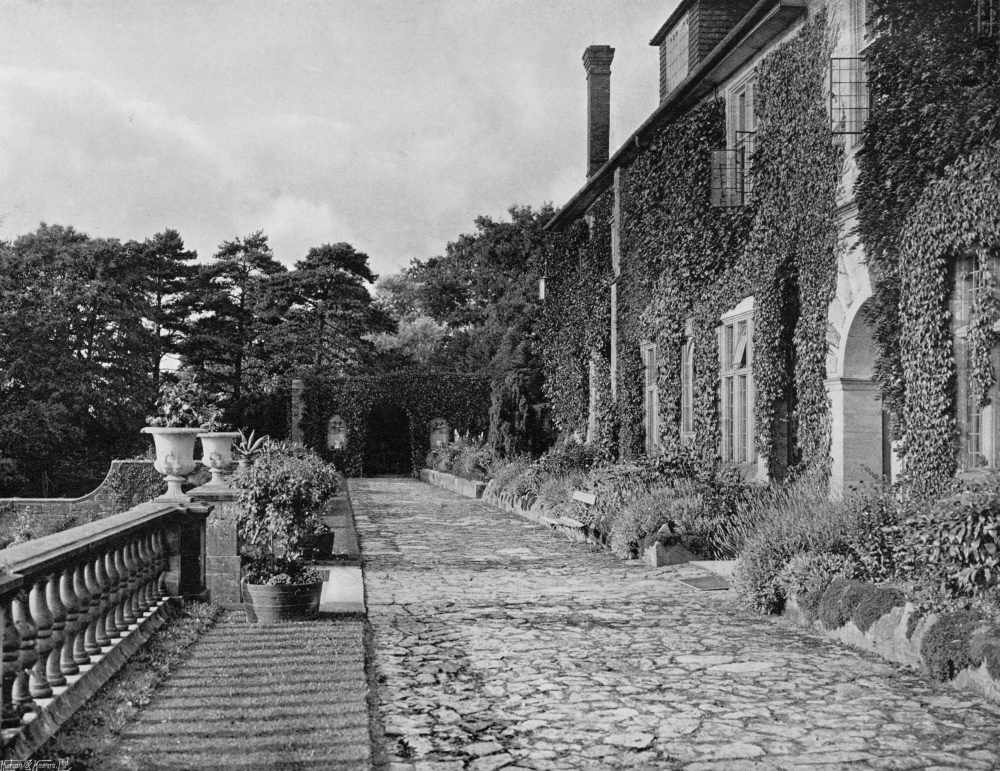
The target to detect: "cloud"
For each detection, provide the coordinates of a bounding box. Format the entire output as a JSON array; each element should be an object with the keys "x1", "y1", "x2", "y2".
[{"x1": 250, "y1": 195, "x2": 363, "y2": 267}]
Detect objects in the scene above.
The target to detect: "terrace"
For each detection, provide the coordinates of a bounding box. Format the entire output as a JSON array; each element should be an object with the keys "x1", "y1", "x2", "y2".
[{"x1": 0, "y1": 464, "x2": 366, "y2": 764}]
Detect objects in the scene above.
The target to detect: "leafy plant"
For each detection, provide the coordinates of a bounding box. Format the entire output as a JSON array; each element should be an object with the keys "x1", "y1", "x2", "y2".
[
  {"x1": 907, "y1": 486, "x2": 1000, "y2": 596},
  {"x1": 234, "y1": 429, "x2": 269, "y2": 462},
  {"x1": 733, "y1": 478, "x2": 857, "y2": 614},
  {"x1": 778, "y1": 552, "x2": 857, "y2": 623},
  {"x1": 920, "y1": 610, "x2": 983, "y2": 682},
  {"x1": 236, "y1": 442, "x2": 339, "y2": 584},
  {"x1": 146, "y1": 372, "x2": 227, "y2": 429}
]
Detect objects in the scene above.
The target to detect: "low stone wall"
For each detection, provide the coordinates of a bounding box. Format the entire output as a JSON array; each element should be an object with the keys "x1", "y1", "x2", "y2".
[
  {"x1": 785, "y1": 594, "x2": 1000, "y2": 705},
  {"x1": 0, "y1": 461, "x2": 210, "y2": 541},
  {"x1": 419, "y1": 469, "x2": 487, "y2": 499}
]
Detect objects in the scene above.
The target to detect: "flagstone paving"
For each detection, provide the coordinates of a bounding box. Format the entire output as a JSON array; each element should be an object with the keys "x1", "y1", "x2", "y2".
[{"x1": 356, "y1": 477, "x2": 1000, "y2": 771}]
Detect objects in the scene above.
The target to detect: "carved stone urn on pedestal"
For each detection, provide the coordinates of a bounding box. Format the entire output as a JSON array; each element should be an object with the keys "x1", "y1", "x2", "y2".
[
  {"x1": 140, "y1": 427, "x2": 201, "y2": 501},
  {"x1": 197, "y1": 431, "x2": 241, "y2": 488}
]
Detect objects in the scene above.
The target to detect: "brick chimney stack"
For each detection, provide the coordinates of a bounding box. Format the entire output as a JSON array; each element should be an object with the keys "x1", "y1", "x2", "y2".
[{"x1": 583, "y1": 45, "x2": 615, "y2": 178}]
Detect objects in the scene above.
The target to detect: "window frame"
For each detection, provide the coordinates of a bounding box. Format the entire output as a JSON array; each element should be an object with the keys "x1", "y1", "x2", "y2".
[
  {"x1": 719, "y1": 298, "x2": 756, "y2": 467},
  {"x1": 680, "y1": 320, "x2": 695, "y2": 445},
  {"x1": 642, "y1": 340, "x2": 659, "y2": 456},
  {"x1": 953, "y1": 249, "x2": 1000, "y2": 471},
  {"x1": 662, "y1": 13, "x2": 690, "y2": 96}
]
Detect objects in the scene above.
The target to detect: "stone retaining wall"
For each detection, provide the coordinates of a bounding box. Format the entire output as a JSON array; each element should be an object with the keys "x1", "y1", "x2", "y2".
[
  {"x1": 785, "y1": 594, "x2": 1000, "y2": 705},
  {"x1": 418, "y1": 469, "x2": 486, "y2": 499}
]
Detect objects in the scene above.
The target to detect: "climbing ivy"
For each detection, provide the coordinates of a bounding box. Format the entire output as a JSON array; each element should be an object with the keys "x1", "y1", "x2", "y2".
[
  {"x1": 542, "y1": 10, "x2": 841, "y2": 478},
  {"x1": 744, "y1": 10, "x2": 842, "y2": 476},
  {"x1": 856, "y1": 0, "x2": 1000, "y2": 438},
  {"x1": 537, "y1": 203, "x2": 612, "y2": 441},
  {"x1": 898, "y1": 143, "x2": 1000, "y2": 498},
  {"x1": 300, "y1": 369, "x2": 490, "y2": 476}
]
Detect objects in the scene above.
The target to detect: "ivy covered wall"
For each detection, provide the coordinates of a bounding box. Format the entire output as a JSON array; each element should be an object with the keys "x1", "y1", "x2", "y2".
[
  {"x1": 856, "y1": 0, "x2": 1000, "y2": 444},
  {"x1": 543, "y1": 9, "x2": 841, "y2": 478},
  {"x1": 300, "y1": 370, "x2": 490, "y2": 476}
]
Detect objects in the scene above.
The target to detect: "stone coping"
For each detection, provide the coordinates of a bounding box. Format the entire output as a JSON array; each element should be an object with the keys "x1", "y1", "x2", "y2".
[
  {"x1": 419, "y1": 468, "x2": 487, "y2": 499},
  {"x1": 690, "y1": 560, "x2": 737, "y2": 579},
  {"x1": 784, "y1": 592, "x2": 1000, "y2": 706},
  {"x1": 0, "y1": 501, "x2": 210, "y2": 579}
]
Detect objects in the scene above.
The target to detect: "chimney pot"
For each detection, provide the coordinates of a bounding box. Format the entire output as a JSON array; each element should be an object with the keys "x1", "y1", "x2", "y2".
[{"x1": 583, "y1": 45, "x2": 615, "y2": 178}]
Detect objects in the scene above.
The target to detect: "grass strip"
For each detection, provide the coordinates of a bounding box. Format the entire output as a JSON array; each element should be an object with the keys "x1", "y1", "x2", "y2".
[{"x1": 35, "y1": 600, "x2": 221, "y2": 769}]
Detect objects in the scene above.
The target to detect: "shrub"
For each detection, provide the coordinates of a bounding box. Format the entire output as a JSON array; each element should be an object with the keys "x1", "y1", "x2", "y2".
[
  {"x1": 607, "y1": 485, "x2": 696, "y2": 560},
  {"x1": 920, "y1": 611, "x2": 982, "y2": 682},
  {"x1": 817, "y1": 579, "x2": 867, "y2": 629},
  {"x1": 451, "y1": 441, "x2": 493, "y2": 482},
  {"x1": 535, "y1": 469, "x2": 587, "y2": 510},
  {"x1": 843, "y1": 479, "x2": 905, "y2": 582},
  {"x1": 778, "y1": 553, "x2": 857, "y2": 623},
  {"x1": 906, "y1": 487, "x2": 1000, "y2": 597},
  {"x1": 733, "y1": 480, "x2": 857, "y2": 614},
  {"x1": 970, "y1": 635, "x2": 1000, "y2": 680},
  {"x1": 852, "y1": 586, "x2": 906, "y2": 632},
  {"x1": 486, "y1": 455, "x2": 533, "y2": 497},
  {"x1": 236, "y1": 442, "x2": 339, "y2": 564}
]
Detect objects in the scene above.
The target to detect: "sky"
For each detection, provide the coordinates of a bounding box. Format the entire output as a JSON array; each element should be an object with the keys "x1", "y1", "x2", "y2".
[{"x1": 0, "y1": 0, "x2": 680, "y2": 278}]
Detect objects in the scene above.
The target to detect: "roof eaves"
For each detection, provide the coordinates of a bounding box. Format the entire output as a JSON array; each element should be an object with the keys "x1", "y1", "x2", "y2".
[
  {"x1": 650, "y1": 0, "x2": 698, "y2": 47},
  {"x1": 546, "y1": 0, "x2": 808, "y2": 232}
]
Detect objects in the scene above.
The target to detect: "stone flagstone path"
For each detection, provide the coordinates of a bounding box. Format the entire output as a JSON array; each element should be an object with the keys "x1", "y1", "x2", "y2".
[{"x1": 357, "y1": 477, "x2": 1000, "y2": 771}]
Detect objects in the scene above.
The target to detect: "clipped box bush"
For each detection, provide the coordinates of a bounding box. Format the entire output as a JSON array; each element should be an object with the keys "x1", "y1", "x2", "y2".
[
  {"x1": 818, "y1": 579, "x2": 869, "y2": 629},
  {"x1": 851, "y1": 586, "x2": 906, "y2": 632},
  {"x1": 920, "y1": 611, "x2": 983, "y2": 682},
  {"x1": 778, "y1": 552, "x2": 857, "y2": 623}
]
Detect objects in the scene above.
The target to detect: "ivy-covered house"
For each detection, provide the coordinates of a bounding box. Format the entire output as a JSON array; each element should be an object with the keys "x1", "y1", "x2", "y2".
[{"x1": 540, "y1": 0, "x2": 1000, "y2": 495}]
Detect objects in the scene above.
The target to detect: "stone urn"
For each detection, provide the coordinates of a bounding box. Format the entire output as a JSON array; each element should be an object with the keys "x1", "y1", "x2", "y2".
[
  {"x1": 197, "y1": 431, "x2": 241, "y2": 487},
  {"x1": 141, "y1": 427, "x2": 201, "y2": 500}
]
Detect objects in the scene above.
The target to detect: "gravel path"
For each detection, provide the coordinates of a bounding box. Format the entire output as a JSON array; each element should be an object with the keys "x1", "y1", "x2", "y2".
[{"x1": 357, "y1": 476, "x2": 1000, "y2": 771}]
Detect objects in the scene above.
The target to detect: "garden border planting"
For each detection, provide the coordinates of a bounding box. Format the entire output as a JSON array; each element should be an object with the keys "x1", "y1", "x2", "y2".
[{"x1": 784, "y1": 584, "x2": 1000, "y2": 705}]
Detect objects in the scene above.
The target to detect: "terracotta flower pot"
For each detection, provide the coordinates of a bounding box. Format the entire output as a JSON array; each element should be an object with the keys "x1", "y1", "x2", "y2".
[
  {"x1": 242, "y1": 580, "x2": 323, "y2": 623},
  {"x1": 197, "y1": 431, "x2": 241, "y2": 487},
  {"x1": 141, "y1": 427, "x2": 201, "y2": 500}
]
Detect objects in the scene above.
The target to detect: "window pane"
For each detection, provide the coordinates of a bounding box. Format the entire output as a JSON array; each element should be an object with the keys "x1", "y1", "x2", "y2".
[
  {"x1": 724, "y1": 325, "x2": 734, "y2": 372},
  {"x1": 737, "y1": 375, "x2": 747, "y2": 463},
  {"x1": 723, "y1": 377, "x2": 734, "y2": 462}
]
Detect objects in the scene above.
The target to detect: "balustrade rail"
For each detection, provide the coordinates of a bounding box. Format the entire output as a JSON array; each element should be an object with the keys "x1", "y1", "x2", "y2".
[{"x1": 0, "y1": 500, "x2": 210, "y2": 759}]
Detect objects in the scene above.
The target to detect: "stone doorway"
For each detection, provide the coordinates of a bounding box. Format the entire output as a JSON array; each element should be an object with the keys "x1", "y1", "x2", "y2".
[
  {"x1": 828, "y1": 299, "x2": 893, "y2": 495},
  {"x1": 363, "y1": 404, "x2": 412, "y2": 476}
]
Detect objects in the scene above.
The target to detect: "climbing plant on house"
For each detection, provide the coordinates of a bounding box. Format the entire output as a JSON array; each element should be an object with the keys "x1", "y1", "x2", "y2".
[
  {"x1": 897, "y1": 144, "x2": 1000, "y2": 498},
  {"x1": 541, "y1": 10, "x2": 841, "y2": 477},
  {"x1": 856, "y1": 0, "x2": 1000, "y2": 442}
]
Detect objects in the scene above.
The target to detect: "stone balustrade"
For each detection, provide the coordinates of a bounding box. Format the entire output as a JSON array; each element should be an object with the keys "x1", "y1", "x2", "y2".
[{"x1": 0, "y1": 500, "x2": 210, "y2": 759}]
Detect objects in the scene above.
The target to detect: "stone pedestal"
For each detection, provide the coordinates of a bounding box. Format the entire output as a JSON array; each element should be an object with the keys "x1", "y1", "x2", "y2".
[
  {"x1": 162, "y1": 506, "x2": 210, "y2": 599},
  {"x1": 188, "y1": 486, "x2": 241, "y2": 606}
]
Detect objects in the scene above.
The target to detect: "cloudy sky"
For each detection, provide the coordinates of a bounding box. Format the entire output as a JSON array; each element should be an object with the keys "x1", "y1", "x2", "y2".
[{"x1": 0, "y1": 0, "x2": 679, "y2": 277}]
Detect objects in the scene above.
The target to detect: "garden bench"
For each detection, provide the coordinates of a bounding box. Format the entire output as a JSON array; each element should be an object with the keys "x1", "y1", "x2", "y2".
[{"x1": 537, "y1": 490, "x2": 593, "y2": 542}]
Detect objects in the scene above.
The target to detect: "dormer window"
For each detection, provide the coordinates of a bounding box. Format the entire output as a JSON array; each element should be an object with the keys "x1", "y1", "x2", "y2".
[{"x1": 662, "y1": 13, "x2": 690, "y2": 97}]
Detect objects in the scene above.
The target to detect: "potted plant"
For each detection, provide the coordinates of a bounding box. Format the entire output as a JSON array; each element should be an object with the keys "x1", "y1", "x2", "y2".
[
  {"x1": 233, "y1": 428, "x2": 269, "y2": 471},
  {"x1": 142, "y1": 373, "x2": 229, "y2": 500},
  {"x1": 236, "y1": 442, "x2": 340, "y2": 622}
]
